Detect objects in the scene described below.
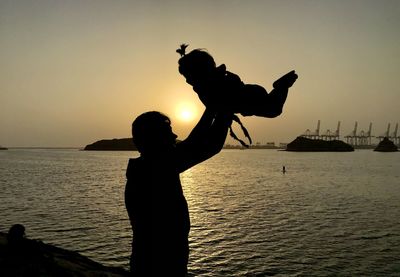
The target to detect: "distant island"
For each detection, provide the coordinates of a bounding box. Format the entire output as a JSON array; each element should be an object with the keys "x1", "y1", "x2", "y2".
[
  {"x1": 83, "y1": 136, "x2": 359, "y2": 152},
  {"x1": 286, "y1": 136, "x2": 354, "y2": 152},
  {"x1": 374, "y1": 137, "x2": 398, "y2": 152},
  {"x1": 84, "y1": 138, "x2": 286, "y2": 151},
  {"x1": 0, "y1": 146, "x2": 7, "y2": 150},
  {"x1": 84, "y1": 138, "x2": 137, "y2": 151},
  {"x1": 224, "y1": 143, "x2": 284, "y2": 150}
]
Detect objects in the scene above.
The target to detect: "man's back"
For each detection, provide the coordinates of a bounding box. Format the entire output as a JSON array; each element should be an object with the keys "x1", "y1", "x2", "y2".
[{"x1": 125, "y1": 155, "x2": 190, "y2": 276}]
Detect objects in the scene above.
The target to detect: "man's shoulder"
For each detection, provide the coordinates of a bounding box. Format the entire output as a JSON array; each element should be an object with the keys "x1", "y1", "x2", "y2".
[
  {"x1": 127, "y1": 156, "x2": 142, "y2": 167},
  {"x1": 126, "y1": 157, "x2": 144, "y2": 179}
]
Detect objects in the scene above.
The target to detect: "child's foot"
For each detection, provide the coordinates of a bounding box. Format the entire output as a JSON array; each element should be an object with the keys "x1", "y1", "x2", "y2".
[{"x1": 273, "y1": 70, "x2": 298, "y2": 89}]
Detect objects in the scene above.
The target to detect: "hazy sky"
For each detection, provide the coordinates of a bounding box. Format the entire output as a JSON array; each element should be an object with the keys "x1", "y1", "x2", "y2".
[{"x1": 1, "y1": 0, "x2": 399, "y2": 147}]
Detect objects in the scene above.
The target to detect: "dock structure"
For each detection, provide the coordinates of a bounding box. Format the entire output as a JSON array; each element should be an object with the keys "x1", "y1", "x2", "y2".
[
  {"x1": 301, "y1": 120, "x2": 321, "y2": 139},
  {"x1": 376, "y1": 123, "x2": 399, "y2": 146},
  {"x1": 295, "y1": 120, "x2": 399, "y2": 147},
  {"x1": 301, "y1": 120, "x2": 341, "y2": 141},
  {"x1": 377, "y1": 123, "x2": 391, "y2": 141},
  {"x1": 338, "y1": 122, "x2": 374, "y2": 146},
  {"x1": 389, "y1": 123, "x2": 399, "y2": 146},
  {"x1": 357, "y1": 122, "x2": 373, "y2": 146},
  {"x1": 344, "y1": 122, "x2": 358, "y2": 145},
  {"x1": 300, "y1": 121, "x2": 379, "y2": 146},
  {"x1": 320, "y1": 121, "x2": 341, "y2": 141}
]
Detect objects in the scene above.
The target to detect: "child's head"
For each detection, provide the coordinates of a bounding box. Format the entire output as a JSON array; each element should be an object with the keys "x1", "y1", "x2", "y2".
[{"x1": 177, "y1": 44, "x2": 216, "y2": 85}]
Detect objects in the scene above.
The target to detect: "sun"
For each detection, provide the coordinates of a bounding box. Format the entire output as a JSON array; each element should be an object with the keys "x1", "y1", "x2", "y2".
[
  {"x1": 178, "y1": 108, "x2": 195, "y2": 122},
  {"x1": 176, "y1": 103, "x2": 197, "y2": 122},
  {"x1": 180, "y1": 109, "x2": 193, "y2": 121}
]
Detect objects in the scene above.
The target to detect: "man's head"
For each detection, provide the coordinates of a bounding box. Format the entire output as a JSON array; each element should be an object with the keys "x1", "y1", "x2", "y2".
[{"x1": 132, "y1": 111, "x2": 177, "y2": 154}]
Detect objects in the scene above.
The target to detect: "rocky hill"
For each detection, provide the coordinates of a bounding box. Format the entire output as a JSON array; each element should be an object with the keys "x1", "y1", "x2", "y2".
[
  {"x1": 374, "y1": 137, "x2": 398, "y2": 152},
  {"x1": 286, "y1": 136, "x2": 354, "y2": 152},
  {"x1": 84, "y1": 138, "x2": 137, "y2": 151}
]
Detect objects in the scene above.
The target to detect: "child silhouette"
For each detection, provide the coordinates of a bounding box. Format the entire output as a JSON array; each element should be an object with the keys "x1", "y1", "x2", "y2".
[{"x1": 177, "y1": 44, "x2": 298, "y2": 118}]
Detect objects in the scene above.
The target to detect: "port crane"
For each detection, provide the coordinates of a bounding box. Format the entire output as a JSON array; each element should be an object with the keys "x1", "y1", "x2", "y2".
[
  {"x1": 300, "y1": 121, "x2": 397, "y2": 146},
  {"x1": 377, "y1": 123, "x2": 391, "y2": 141},
  {"x1": 390, "y1": 123, "x2": 399, "y2": 145},
  {"x1": 357, "y1": 122, "x2": 373, "y2": 146},
  {"x1": 301, "y1": 120, "x2": 320, "y2": 139},
  {"x1": 345, "y1": 122, "x2": 358, "y2": 145},
  {"x1": 321, "y1": 121, "x2": 341, "y2": 140}
]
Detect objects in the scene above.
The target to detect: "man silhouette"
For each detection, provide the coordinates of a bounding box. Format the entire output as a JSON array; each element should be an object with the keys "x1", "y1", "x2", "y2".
[{"x1": 125, "y1": 108, "x2": 232, "y2": 276}]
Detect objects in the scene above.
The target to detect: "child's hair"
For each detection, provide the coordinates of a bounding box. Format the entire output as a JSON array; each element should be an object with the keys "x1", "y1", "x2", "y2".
[{"x1": 177, "y1": 44, "x2": 216, "y2": 77}]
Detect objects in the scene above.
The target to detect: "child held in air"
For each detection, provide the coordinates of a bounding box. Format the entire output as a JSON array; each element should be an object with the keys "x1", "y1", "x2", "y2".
[{"x1": 177, "y1": 44, "x2": 298, "y2": 118}]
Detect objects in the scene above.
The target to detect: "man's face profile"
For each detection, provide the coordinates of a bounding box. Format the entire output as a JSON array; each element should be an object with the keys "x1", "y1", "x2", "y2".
[{"x1": 155, "y1": 119, "x2": 178, "y2": 149}]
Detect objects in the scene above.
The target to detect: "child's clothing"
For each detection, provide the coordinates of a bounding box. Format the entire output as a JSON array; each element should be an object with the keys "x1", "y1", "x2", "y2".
[{"x1": 192, "y1": 64, "x2": 294, "y2": 118}]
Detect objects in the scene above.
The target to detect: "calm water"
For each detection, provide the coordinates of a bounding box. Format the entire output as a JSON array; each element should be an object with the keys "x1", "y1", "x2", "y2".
[{"x1": 0, "y1": 149, "x2": 399, "y2": 276}]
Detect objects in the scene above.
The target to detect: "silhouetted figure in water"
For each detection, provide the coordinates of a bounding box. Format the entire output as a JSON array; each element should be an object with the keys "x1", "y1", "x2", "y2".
[
  {"x1": 282, "y1": 166, "x2": 286, "y2": 174},
  {"x1": 125, "y1": 109, "x2": 232, "y2": 276},
  {"x1": 177, "y1": 44, "x2": 298, "y2": 146}
]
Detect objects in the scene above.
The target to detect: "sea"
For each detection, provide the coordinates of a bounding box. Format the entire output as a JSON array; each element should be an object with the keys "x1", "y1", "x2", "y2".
[{"x1": 0, "y1": 149, "x2": 399, "y2": 276}]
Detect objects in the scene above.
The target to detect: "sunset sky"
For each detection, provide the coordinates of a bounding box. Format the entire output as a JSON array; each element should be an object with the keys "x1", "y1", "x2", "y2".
[{"x1": 1, "y1": 0, "x2": 399, "y2": 147}]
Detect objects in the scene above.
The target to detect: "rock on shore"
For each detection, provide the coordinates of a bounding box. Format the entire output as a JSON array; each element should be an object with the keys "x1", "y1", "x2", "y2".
[{"x1": 0, "y1": 226, "x2": 129, "y2": 277}]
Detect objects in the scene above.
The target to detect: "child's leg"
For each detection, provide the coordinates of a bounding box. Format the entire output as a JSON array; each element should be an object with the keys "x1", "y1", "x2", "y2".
[
  {"x1": 240, "y1": 87, "x2": 289, "y2": 117},
  {"x1": 238, "y1": 84, "x2": 270, "y2": 116},
  {"x1": 240, "y1": 71, "x2": 297, "y2": 118}
]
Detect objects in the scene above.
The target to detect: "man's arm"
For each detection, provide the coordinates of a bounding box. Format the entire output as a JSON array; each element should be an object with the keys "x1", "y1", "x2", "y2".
[{"x1": 175, "y1": 108, "x2": 232, "y2": 173}]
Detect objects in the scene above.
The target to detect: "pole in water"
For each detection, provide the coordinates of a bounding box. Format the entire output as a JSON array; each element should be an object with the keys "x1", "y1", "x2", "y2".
[{"x1": 282, "y1": 166, "x2": 286, "y2": 174}]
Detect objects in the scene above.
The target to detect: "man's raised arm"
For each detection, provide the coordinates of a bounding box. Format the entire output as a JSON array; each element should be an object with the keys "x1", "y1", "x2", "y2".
[{"x1": 176, "y1": 108, "x2": 233, "y2": 172}]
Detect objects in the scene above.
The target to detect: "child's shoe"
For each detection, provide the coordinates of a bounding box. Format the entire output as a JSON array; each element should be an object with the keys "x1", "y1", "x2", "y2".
[{"x1": 273, "y1": 70, "x2": 298, "y2": 89}]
